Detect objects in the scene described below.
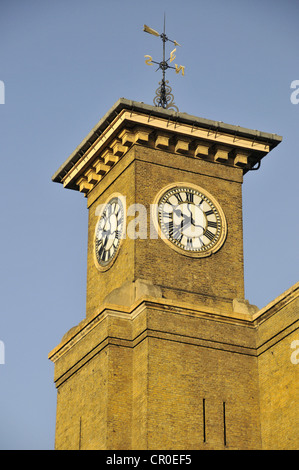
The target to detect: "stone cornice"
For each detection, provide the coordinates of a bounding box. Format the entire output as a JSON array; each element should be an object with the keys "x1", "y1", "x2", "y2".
[
  {"x1": 49, "y1": 282, "x2": 299, "y2": 367},
  {"x1": 252, "y1": 281, "x2": 299, "y2": 326},
  {"x1": 52, "y1": 99, "x2": 282, "y2": 196},
  {"x1": 48, "y1": 295, "x2": 255, "y2": 364}
]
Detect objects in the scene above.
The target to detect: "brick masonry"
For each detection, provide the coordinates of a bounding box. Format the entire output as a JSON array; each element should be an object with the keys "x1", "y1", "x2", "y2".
[
  {"x1": 85, "y1": 144, "x2": 245, "y2": 319},
  {"x1": 49, "y1": 102, "x2": 298, "y2": 450},
  {"x1": 49, "y1": 284, "x2": 299, "y2": 450}
]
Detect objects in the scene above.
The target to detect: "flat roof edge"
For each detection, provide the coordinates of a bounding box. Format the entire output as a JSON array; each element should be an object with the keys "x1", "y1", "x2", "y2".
[{"x1": 52, "y1": 98, "x2": 283, "y2": 183}]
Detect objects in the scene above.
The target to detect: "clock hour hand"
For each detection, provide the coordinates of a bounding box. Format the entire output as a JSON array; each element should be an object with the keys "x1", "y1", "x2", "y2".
[{"x1": 190, "y1": 216, "x2": 204, "y2": 230}]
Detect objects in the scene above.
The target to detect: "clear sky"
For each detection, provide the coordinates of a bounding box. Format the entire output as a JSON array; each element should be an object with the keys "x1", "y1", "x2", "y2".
[{"x1": 0, "y1": 0, "x2": 298, "y2": 449}]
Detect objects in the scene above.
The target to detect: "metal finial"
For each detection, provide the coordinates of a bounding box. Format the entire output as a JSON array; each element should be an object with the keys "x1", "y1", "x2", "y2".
[{"x1": 143, "y1": 16, "x2": 185, "y2": 112}]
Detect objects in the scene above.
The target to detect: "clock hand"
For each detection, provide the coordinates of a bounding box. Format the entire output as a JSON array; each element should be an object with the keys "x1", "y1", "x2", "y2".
[
  {"x1": 186, "y1": 203, "x2": 198, "y2": 226},
  {"x1": 102, "y1": 221, "x2": 112, "y2": 245},
  {"x1": 172, "y1": 207, "x2": 184, "y2": 218},
  {"x1": 108, "y1": 212, "x2": 119, "y2": 236},
  {"x1": 182, "y1": 203, "x2": 205, "y2": 229},
  {"x1": 172, "y1": 206, "x2": 191, "y2": 225},
  {"x1": 187, "y1": 205, "x2": 205, "y2": 230},
  {"x1": 190, "y1": 217, "x2": 205, "y2": 231},
  {"x1": 190, "y1": 216, "x2": 202, "y2": 227}
]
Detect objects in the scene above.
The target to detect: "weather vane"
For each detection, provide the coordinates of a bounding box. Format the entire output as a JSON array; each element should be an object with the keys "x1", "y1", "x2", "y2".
[{"x1": 143, "y1": 16, "x2": 185, "y2": 112}]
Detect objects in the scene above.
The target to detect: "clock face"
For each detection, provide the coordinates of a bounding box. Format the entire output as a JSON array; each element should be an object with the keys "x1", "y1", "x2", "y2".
[
  {"x1": 154, "y1": 183, "x2": 227, "y2": 257},
  {"x1": 94, "y1": 195, "x2": 125, "y2": 270}
]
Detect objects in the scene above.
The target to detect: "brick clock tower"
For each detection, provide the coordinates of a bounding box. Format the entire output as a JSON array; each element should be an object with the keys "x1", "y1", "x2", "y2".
[{"x1": 49, "y1": 99, "x2": 299, "y2": 450}]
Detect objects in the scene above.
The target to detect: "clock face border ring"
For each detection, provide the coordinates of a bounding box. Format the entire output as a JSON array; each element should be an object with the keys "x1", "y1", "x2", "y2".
[
  {"x1": 151, "y1": 182, "x2": 227, "y2": 258},
  {"x1": 93, "y1": 192, "x2": 126, "y2": 272}
]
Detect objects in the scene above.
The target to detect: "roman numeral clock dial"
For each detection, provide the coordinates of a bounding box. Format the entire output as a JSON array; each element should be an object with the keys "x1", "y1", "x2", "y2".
[
  {"x1": 153, "y1": 183, "x2": 227, "y2": 257},
  {"x1": 94, "y1": 195, "x2": 125, "y2": 271}
]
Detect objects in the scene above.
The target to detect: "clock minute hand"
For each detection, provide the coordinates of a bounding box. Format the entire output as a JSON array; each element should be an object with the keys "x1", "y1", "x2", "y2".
[
  {"x1": 190, "y1": 216, "x2": 205, "y2": 231},
  {"x1": 102, "y1": 221, "x2": 112, "y2": 245},
  {"x1": 189, "y1": 207, "x2": 205, "y2": 229}
]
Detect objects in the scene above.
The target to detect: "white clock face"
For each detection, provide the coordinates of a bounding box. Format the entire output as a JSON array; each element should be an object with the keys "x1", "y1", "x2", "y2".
[
  {"x1": 155, "y1": 183, "x2": 227, "y2": 257},
  {"x1": 94, "y1": 196, "x2": 125, "y2": 269}
]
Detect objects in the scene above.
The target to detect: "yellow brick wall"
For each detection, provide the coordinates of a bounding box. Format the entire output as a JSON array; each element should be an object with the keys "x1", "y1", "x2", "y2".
[
  {"x1": 132, "y1": 338, "x2": 149, "y2": 449},
  {"x1": 146, "y1": 336, "x2": 260, "y2": 449},
  {"x1": 133, "y1": 145, "x2": 245, "y2": 309},
  {"x1": 54, "y1": 347, "x2": 109, "y2": 450},
  {"x1": 107, "y1": 344, "x2": 132, "y2": 450},
  {"x1": 50, "y1": 285, "x2": 298, "y2": 450},
  {"x1": 49, "y1": 136, "x2": 298, "y2": 451},
  {"x1": 142, "y1": 305, "x2": 261, "y2": 450},
  {"x1": 54, "y1": 322, "x2": 133, "y2": 449},
  {"x1": 86, "y1": 143, "x2": 245, "y2": 318},
  {"x1": 86, "y1": 156, "x2": 136, "y2": 318},
  {"x1": 51, "y1": 300, "x2": 263, "y2": 450},
  {"x1": 256, "y1": 286, "x2": 299, "y2": 449}
]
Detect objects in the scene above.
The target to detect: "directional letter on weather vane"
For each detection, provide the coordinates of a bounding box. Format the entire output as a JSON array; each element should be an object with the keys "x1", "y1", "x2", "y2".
[{"x1": 143, "y1": 19, "x2": 185, "y2": 112}]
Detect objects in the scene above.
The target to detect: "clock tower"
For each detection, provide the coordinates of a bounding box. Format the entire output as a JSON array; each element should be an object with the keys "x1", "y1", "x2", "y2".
[{"x1": 49, "y1": 99, "x2": 298, "y2": 450}]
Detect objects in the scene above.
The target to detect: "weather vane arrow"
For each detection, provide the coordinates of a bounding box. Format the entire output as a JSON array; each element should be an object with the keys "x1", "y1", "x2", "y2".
[{"x1": 143, "y1": 15, "x2": 185, "y2": 111}]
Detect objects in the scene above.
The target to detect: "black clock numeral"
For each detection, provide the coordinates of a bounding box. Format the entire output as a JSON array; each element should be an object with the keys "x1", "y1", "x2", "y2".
[
  {"x1": 163, "y1": 211, "x2": 173, "y2": 221},
  {"x1": 169, "y1": 223, "x2": 175, "y2": 238},
  {"x1": 169, "y1": 222, "x2": 182, "y2": 240},
  {"x1": 98, "y1": 245, "x2": 105, "y2": 260},
  {"x1": 185, "y1": 192, "x2": 194, "y2": 203},
  {"x1": 207, "y1": 220, "x2": 217, "y2": 229},
  {"x1": 204, "y1": 229, "x2": 215, "y2": 241},
  {"x1": 175, "y1": 231, "x2": 183, "y2": 244},
  {"x1": 168, "y1": 219, "x2": 174, "y2": 234},
  {"x1": 175, "y1": 193, "x2": 183, "y2": 203},
  {"x1": 186, "y1": 237, "x2": 193, "y2": 249},
  {"x1": 205, "y1": 209, "x2": 214, "y2": 216}
]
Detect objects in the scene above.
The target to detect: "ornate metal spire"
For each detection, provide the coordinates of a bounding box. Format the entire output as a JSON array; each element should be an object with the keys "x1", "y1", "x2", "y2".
[{"x1": 143, "y1": 15, "x2": 185, "y2": 112}]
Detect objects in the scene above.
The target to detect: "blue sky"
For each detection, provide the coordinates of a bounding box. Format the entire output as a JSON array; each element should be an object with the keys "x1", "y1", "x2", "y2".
[{"x1": 0, "y1": 0, "x2": 298, "y2": 449}]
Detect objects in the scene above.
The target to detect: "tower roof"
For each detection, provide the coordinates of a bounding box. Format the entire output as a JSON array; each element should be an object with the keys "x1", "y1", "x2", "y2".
[{"x1": 52, "y1": 98, "x2": 282, "y2": 194}]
